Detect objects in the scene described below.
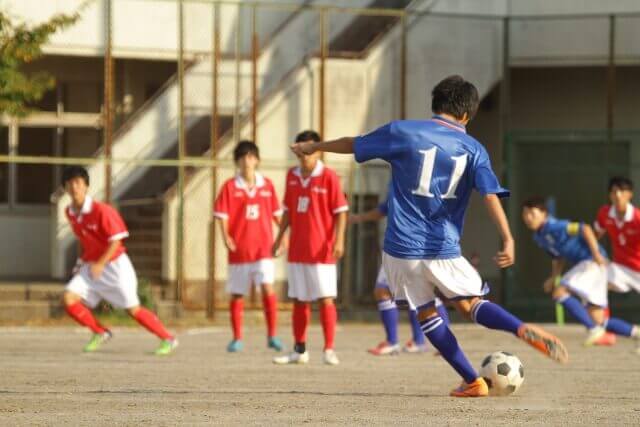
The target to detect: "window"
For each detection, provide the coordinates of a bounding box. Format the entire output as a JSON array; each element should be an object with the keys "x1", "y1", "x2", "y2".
[{"x1": 17, "y1": 127, "x2": 55, "y2": 204}]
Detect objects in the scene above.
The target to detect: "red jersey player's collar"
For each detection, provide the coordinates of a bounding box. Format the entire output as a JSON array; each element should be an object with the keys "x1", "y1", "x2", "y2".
[
  {"x1": 431, "y1": 115, "x2": 467, "y2": 134},
  {"x1": 293, "y1": 160, "x2": 324, "y2": 179},
  {"x1": 608, "y1": 203, "x2": 634, "y2": 224},
  {"x1": 235, "y1": 171, "x2": 265, "y2": 190},
  {"x1": 68, "y1": 195, "x2": 93, "y2": 217}
]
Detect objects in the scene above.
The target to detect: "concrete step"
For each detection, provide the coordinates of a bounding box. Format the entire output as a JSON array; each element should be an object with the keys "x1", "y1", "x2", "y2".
[
  {"x1": 0, "y1": 283, "x2": 65, "y2": 302},
  {"x1": 126, "y1": 244, "x2": 162, "y2": 257}
]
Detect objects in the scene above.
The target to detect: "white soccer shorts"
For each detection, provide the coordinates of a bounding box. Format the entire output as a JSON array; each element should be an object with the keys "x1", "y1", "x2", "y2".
[
  {"x1": 287, "y1": 263, "x2": 337, "y2": 302},
  {"x1": 227, "y1": 259, "x2": 275, "y2": 295},
  {"x1": 607, "y1": 262, "x2": 640, "y2": 294},
  {"x1": 66, "y1": 253, "x2": 140, "y2": 309},
  {"x1": 375, "y1": 266, "x2": 390, "y2": 289},
  {"x1": 560, "y1": 259, "x2": 608, "y2": 307},
  {"x1": 382, "y1": 252, "x2": 485, "y2": 311}
]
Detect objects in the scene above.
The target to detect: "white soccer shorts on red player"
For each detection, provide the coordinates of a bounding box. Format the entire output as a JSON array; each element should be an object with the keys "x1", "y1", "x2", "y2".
[
  {"x1": 560, "y1": 259, "x2": 608, "y2": 307},
  {"x1": 382, "y1": 252, "x2": 486, "y2": 310},
  {"x1": 227, "y1": 259, "x2": 275, "y2": 295},
  {"x1": 66, "y1": 253, "x2": 140, "y2": 309},
  {"x1": 287, "y1": 263, "x2": 337, "y2": 301},
  {"x1": 607, "y1": 262, "x2": 640, "y2": 294}
]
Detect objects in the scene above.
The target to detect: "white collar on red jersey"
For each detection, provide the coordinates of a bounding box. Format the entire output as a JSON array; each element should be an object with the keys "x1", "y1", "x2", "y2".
[
  {"x1": 608, "y1": 203, "x2": 634, "y2": 226},
  {"x1": 293, "y1": 160, "x2": 324, "y2": 188},
  {"x1": 68, "y1": 195, "x2": 93, "y2": 217},
  {"x1": 235, "y1": 172, "x2": 265, "y2": 198}
]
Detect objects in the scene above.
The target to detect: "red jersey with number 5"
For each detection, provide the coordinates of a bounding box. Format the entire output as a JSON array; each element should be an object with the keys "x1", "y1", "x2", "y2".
[
  {"x1": 595, "y1": 204, "x2": 640, "y2": 272},
  {"x1": 214, "y1": 173, "x2": 282, "y2": 264},
  {"x1": 283, "y1": 161, "x2": 348, "y2": 264}
]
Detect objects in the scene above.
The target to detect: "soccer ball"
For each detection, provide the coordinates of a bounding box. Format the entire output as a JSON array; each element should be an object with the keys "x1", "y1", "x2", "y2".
[{"x1": 479, "y1": 351, "x2": 524, "y2": 396}]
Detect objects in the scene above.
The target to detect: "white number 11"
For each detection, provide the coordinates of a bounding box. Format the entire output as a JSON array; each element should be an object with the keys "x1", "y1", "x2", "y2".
[{"x1": 412, "y1": 147, "x2": 468, "y2": 199}]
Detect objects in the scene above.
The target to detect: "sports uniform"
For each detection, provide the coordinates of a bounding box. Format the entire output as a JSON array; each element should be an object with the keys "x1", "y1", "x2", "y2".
[
  {"x1": 533, "y1": 217, "x2": 608, "y2": 307},
  {"x1": 595, "y1": 204, "x2": 640, "y2": 293},
  {"x1": 283, "y1": 160, "x2": 348, "y2": 301},
  {"x1": 66, "y1": 196, "x2": 138, "y2": 309},
  {"x1": 214, "y1": 173, "x2": 282, "y2": 295}
]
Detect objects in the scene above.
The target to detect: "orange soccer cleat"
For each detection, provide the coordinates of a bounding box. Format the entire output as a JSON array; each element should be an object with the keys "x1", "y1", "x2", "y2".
[
  {"x1": 450, "y1": 377, "x2": 489, "y2": 397},
  {"x1": 517, "y1": 324, "x2": 569, "y2": 364}
]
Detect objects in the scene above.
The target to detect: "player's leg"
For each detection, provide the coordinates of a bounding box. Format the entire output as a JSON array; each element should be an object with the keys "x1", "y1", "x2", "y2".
[
  {"x1": 369, "y1": 285, "x2": 401, "y2": 355},
  {"x1": 226, "y1": 264, "x2": 251, "y2": 352},
  {"x1": 315, "y1": 264, "x2": 340, "y2": 365},
  {"x1": 63, "y1": 267, "x2": 112, "y2": 352},
  {"x1": 417, "y1": 305, "x2": 488, "y2": 397},
  {"x1": 406, "y1": 298, "x2": 447, "y2": 353},
  {"x1": 104, "y1": 255, "x2": 176, "y2": 355},
  {"x1": 228, "y1": 294, "x2": 245, "y2": 352},
  {"x1": 256, "y1": 259, "x2": 282, "y2": 351},
  {"x1": 428, "y1": 257, "x2": 568, "y2": 364},
  {"x1": 589, "y1": 304, "x2": 640, "y2": 341},
  {"x1": 274, "y1": 263, "x2": 310, "y2": 364},
  {"x1": 383, "y1": 253, "x2": 487, "y2": 396}
]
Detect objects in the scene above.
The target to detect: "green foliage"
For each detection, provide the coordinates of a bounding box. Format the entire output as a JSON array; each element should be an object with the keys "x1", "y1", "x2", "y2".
[{"x1": 0, "y1": 2, "x2": 89, "y2": 116}]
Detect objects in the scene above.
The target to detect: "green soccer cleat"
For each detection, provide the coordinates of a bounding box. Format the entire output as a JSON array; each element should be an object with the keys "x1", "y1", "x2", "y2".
[
  {"x1": 83, "y1": 331, "x2": 112, "y2": 353},
  {"x1": 154, "y1": 338, "x2": 179, "y2": 356},
  {"x1": 268, "y1": 336, "x2": 283, "y2": 352}
]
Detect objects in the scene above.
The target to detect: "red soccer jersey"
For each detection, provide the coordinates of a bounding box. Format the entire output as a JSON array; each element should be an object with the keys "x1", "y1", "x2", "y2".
[
  {"x1": 213, "y1": 173, "x2": 282, "y2": 264},
  {"x1": 66, "y1": 196, "x2": 129, "y2": 263},
  {"x1": 283, "y1": 161, "x2": 349, "y2": 264},
  {"x1": 595, "y1": 204, "x2": 640, "y2": 272}
]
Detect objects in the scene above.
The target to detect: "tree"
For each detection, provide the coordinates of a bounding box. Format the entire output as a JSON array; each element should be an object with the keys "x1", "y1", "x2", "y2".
[{"x1": 0, "y1": 3, "x2": 88, "y2": 116}]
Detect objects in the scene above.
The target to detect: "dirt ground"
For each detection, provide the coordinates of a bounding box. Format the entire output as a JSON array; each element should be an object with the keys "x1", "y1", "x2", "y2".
[{"x1": 1, "y1": 324, "x2": 639, "y2": 426}]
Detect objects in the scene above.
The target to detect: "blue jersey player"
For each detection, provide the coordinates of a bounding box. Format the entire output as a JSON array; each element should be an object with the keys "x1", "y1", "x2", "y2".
[
  {"x1": 522, "y1": 196, "x2": 639, "y2": 347},
  {"x1": 350, "y1": 192, "x2": 450, "y2": 355},
  {"x1": 291, "y1": 75, "x2": 568, "y2": 397}
]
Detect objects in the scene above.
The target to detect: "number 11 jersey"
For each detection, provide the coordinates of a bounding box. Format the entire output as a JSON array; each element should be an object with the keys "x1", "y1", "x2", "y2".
[
  {"x1": 354, "y1": 116, "x2": 509, "y2": 260},
  {"x1": 283, "y1": 160, "x2": 349, "y2": 264}
]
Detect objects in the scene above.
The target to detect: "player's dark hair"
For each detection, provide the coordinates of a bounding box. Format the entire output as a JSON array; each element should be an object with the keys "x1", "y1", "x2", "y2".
[
  {"x1": 431, "y1": 75, "x2": 480, "y2": 121},
  {"x1": 294, "y1": 130, "x2": 321, "y2": 144},
  {"x1": 233, "y1": 140, "x2": 260, "y2": 162},
  {"x1": 62, "y1": 166, "x2": 90, "y2": 186},
  {"x1": 608, "y1": 176, "x2": 633, "y2": 192},
  {"x1": 521, "y1": 196, "x2": 548, "y2": 212}
]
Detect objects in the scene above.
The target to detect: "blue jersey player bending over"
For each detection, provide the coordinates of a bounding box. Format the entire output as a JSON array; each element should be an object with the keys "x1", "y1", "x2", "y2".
[
  {"x1": 291, "y1": 75, "x2": 568, "y2": 397},
  {"x1": 522, "y1": 196, "x2": 639, "y2": 347}
]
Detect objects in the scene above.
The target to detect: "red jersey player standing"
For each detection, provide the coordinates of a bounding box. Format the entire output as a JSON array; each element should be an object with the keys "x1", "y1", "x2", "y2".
[
  {"x1": 214, "y1": 141, "x2": 284, "y2": 353},
  {"x1": 62, "y1": 166, "x2": 177, "y2": 355},
  {"x1": 594, "y1": 177, "x2": 640, "y2": 353},
  {"x1": 273, "y1": 130, "x2": 349, "y2": 366}
]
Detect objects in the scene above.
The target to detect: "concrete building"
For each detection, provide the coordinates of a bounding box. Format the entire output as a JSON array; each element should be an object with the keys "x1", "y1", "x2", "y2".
[{"x1": 2, "y1": 0, "x2": 640, "y2": 317}]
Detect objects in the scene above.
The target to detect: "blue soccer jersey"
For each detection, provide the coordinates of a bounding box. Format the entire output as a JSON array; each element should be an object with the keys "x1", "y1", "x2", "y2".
[
  {"x1": 353, "y1": 116, "x2": 509, "y2": 259},
  {"x1": 533, "y1": 216, "x2": 606, "y2": 264}
]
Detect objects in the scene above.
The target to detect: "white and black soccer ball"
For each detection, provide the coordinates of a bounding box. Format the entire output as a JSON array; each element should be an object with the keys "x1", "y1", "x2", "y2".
[{"x1": 479, "y1": 351, "x2": 524, "y2": 396}]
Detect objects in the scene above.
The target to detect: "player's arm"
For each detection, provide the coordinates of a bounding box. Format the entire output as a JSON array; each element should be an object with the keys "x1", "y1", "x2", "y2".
[
  {"x1": 333, "y1": 211, "x2": 348, "y2": 259},
  {"x1": 273, "y1": 211, "x2": 289, "y2": 257},
  {"x1": 349, "y1": 207, "x2": 385, "y2": 225},
  {"x1": 578, "y1": 223, "x2": 606, "y2": 265},
  {"x1": 543, "y1": 258, "x2": 565, "y2": 293},
  {"x1": 483, "y1": 194, "x2": 515, "y2": 268},
  {"x1": 215, "y1": 217, "x2": 236, "y2": 252},
  {"x1": 90, "y1": 240, "x2": 122, "y2": 279},
  {"x1": 291, "y1": 137, "x2": 355, "y2": 156}
]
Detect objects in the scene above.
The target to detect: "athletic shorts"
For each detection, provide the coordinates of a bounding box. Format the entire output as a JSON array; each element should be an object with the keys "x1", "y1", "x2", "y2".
[
  {"x1": 561, "y1": 259, "x2": 608, "y2": 307},
  {"x1": 287, "y1": 263, "x2": 337, "y2": 302},
  {"x1": 66, "y1": 253, "x2": 139, "y2": 309},
  {"x1": 607, "y1": 262, "x2": 640, "y2": 294},
  {"x1": 375, "y1": 265, "x2": 443, "y2": 308},
  {"x1": 227, "y1": 259, "x2": 275, "y2": 295},
  {"x1": 382, "y1": 252, "x2": 486, "y2": 311}
]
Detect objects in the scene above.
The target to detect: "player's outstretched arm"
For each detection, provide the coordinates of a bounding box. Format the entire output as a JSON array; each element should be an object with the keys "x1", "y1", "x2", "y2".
[
  {"x1": 349, "y1": 208, "x2": 385, "y2": 225},
  {"x1": 483, "y1": 194, "x2": 515, "y2": 268},
  {"x1": 273, "y1": 211, "x2": 290, "y2": 257},
  {"x1": 290, "y1": 137, "x2": 355, "y2": 157}
]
